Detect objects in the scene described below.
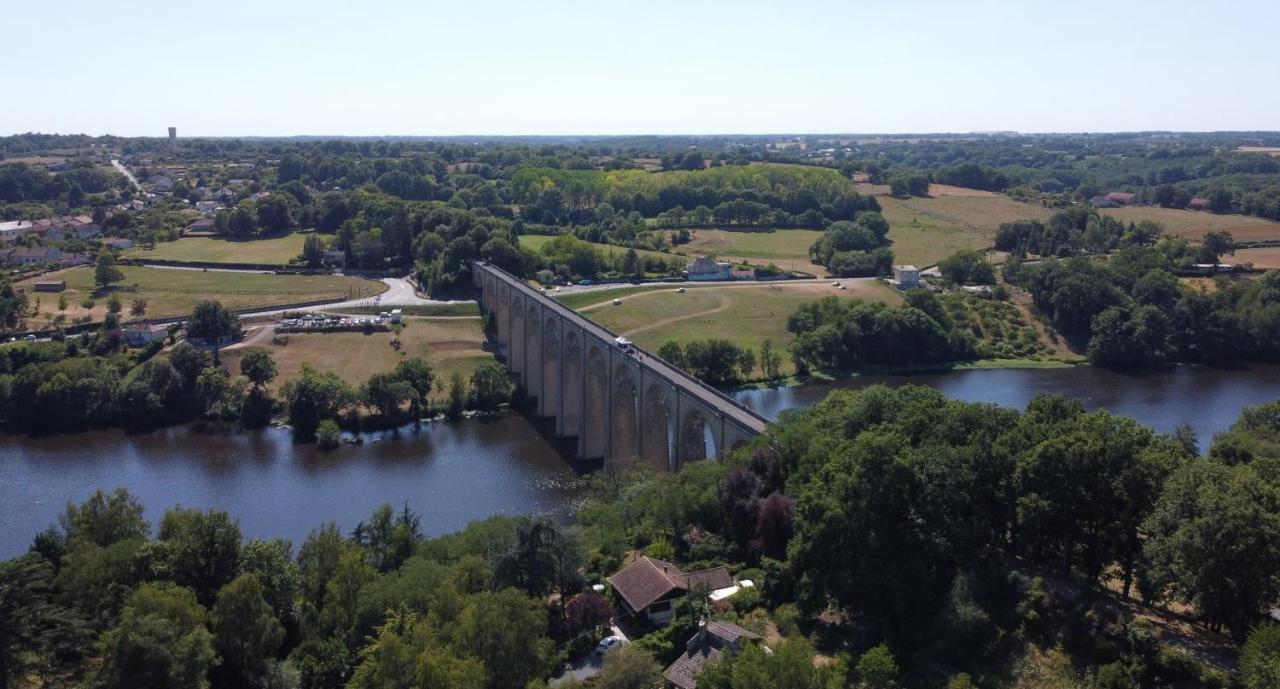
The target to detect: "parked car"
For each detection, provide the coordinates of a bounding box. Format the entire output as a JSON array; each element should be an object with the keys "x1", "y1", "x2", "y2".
[
  {"x1": 596, "y1": 636, "x2": 624, "y2": 655},
  {"x1": 676, "y1": 287, "x2": 686, "y2": 293},
  {"x1": 612, "y1": 299, "x2": 622, "y2": 305}
]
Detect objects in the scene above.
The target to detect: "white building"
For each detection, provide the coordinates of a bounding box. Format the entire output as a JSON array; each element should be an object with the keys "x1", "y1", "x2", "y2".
[
  {"x1": 686, "y1": 255, "x2": 732, "y2": 282},
  {"x1": 893, "y1": 265, "x2": 920, "y2": 289}
]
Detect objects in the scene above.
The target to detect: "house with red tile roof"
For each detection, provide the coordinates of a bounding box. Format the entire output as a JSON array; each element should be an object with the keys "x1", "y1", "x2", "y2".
[{"x1": 607, "y1": 556, "x2": 733, "y2": 626}]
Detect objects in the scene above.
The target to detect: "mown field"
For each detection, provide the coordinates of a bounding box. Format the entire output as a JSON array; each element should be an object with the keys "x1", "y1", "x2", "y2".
[
  {"x1": 221, "y1": 318, "x2": 488, "y2": 400},
  {"x1": 578, "y1": 281, "x2": 901, "y2": 375},
  {"x1": 1101, "y1": 206, "x2": 1280, "y2": 242},
  {"x1": 132, "y1": 232, "x2": 321, "y2": 265},
  {"x1": 879, "y1": 195, "x2": 1053, "y2": 267},
  {"x1": 18, "y1": 266, "x2": 383, "y2": 328}
]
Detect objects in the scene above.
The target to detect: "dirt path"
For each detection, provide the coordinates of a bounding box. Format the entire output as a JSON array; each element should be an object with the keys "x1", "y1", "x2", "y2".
[
  {"x1": 618, "y1": 291, "x2": 732, "y2": 338},
  {"x1": 224, "y1": 324, "x2": 275, "y2": 351}
]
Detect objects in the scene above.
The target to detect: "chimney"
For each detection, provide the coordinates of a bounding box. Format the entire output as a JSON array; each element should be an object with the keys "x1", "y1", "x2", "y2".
[{"x1": 686, "y1": 619, "x2": 708, "y2": 655}]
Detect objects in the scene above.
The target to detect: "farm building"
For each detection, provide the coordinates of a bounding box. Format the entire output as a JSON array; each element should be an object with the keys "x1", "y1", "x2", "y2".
[
  {"x1": 1105, "y1": 192, "x2": 1138, "y2": 205},
  {"x1": 33, "y1": 281, "x2": 66, "y2": 292},
  {"x1": 893, "y1": 264, "x2": 920, "y2": 289},
  {"x1": 686, "y1": 255, "x2": 732, "y2": 281},
  {"x1": 125, "y1": 323, "x2": 169, "y2": 348}
]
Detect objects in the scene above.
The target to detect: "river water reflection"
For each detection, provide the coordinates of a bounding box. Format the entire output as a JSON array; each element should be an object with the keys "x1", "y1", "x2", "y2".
[{"x1": 3, "y1": 364, "x2": 1279, "y2": 558}]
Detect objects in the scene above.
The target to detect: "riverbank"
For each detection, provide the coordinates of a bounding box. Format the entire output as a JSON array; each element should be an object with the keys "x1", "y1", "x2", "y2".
[{"x1": 729, "y1": 356, "x2": 1081, "y2": 391}]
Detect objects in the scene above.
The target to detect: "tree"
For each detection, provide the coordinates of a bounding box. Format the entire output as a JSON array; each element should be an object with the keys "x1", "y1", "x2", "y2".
[
  {"x1": 446, "y1": 372, "x2": 466, "y2": 420},
  {"x1": 468, "y1": 359, "x2": 514, "y2": 411},
  {"x1": 59, "y1": 488, "x2": 149, "y2": 549},
  {"x1": 1199, "y1": 230, "x2": 1235, "y2": 265},
  {"x1": 1241, "y1": 624, "x2": 1280, "y2": 689},
  {"x1": 93, "y1": 582, "x2": 216, "y2": 689},
  {"x1": 1087, "y1": 305, "x2": 1174, "y2": 368},
  {"x1": 0, "y1": 554, "x2": 91, "y2": 689},
  {"x1": 855, "y1": 644, "x2": 899, "y2": 689},
  {"x1": 302, "y1": 234, "x2": 325, "y2": 267},
  {"x1": 255, "y1": 193, "x2": 295, "y2": 232},
  {"x1": 282, "y1": 365, "x2": 351, "y2": 438},
  {"x1": 131, "y1": 297, "x2": 147, "y2": 317},
  {"x1": 759, "y1": 340, "x2": 782, "y2": 380},
  {"x1": 147, "y1": 507, "x2": 244, "y2": 606},
  {"x1": 938, "y1": 249, "x2": 996, "y2": 285},
  {"x1": 494, "y1": 517, "x2": 582, "y2": 598},
  {"x1": 595, "y1": 646, "x2": 661, "y2": 689},
  {"x1": 738, "y1": 348, "x2": 757, "y2": 380},
  {"x1": 238, "y1": 539, "x2": 300, "y2": 625},
  {"x1": 188, "y1": 300, "x2": 239, "y2": 364},
  {"x1": 94, "y1": 249, "x2": 124, "y2": 289},
  {"x1": 363, "y1": 372, "x2": 415, "y2": 420},
  {"x1": 453, "y1": 589, "x2": 554, "y2": 689},
  {"x1": 107, "y1": 293, "x2": 122, "y2": 314},
  {"x1": 239, "y1": 348, "x2": 278, "y2": 389},
  {"x1": 211, "y1": 574, "x2": 286, "y2": 689},
  {"x1": 564, "y1": 592, "x2": 612, "y2": 637},
  {"x1": 393, "y1": 358, "x2": 433, "y2": 418},
  {"x1": 657, "y1": 340, "x2": 684, "y2": 367},
  {"x1": 317, "y1": 419, "x2": 342, "y2": 449},
  {"x1": 1208, "y1": 188, "x2": 1233, "y2": 213}
]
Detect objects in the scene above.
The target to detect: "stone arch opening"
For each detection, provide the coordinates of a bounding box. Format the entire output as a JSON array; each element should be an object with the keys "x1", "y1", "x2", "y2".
[
  {"x1": 583, "y1": 344, "x2": 608, "y2": 459},
  {"x1": 562, "y1": 331, "x2": 581, "y2": 436},
  {"x1": 525, "y1": 304, "x2": 542, "y2": 399},
  {"x1": 642, "y1": 382, "x2": 672, "y2": 470},
  {"x1": 540, "y1": 317, "x2": 560, "y2": 419},
  {"x1": 611, "y1": 363, "x2": 638, "y2": 460},
  {"x1": 679, "y1": 407, "x2": 716, "y2": 465}
]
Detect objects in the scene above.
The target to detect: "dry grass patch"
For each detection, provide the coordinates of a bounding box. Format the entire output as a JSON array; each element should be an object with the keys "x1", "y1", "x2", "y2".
[
  {"x1": 221, "y1": 318, "x2": 489, "y2": 402},
  {"x1": 880, "y1": 195, "x2": 1052, "y2": 267},
  {"x1": 1234, "y1": 246, "x2": 1280, "y2": 269},
  {"x1": 133, "y1": 233, "x2": 319, "y2": 265},
  {"x1": 17, "y1": 266, "x2": 383, "y2": 329},
  {"x1": 1102, "y1": 206, "x2": 1280, "y2": 242}
]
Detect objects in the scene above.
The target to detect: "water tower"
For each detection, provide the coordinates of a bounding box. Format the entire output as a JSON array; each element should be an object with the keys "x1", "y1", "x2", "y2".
[{"x1": 168, "y1": 127, "x2": 177, "y2": 145}]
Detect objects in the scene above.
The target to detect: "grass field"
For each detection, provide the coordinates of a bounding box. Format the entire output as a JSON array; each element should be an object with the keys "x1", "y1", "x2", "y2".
[
  {"x1": 578, "y1": 281, "x2": 901, "y2": 375},
  {"x1": 879, "y1": 195, "x2": 1053, "y2": 267},
  {"x1": 220, "y1": 318, "x2": 489, "y2": 401},
  {"x1": 669, "y1": 228, "x2": 828, "y2": 274},
  {"x1": 133, "y1": 233, "x2": 321, "y2": 265},
  {"x1": 1234, "y1": 246, "x2": 1280, "y2": 269},
  {"x1": 1101, "y1": 206, "x2": 1280, "y2": 242},
  {"x1": 18, "y1": 266, "x2": 384, "y2": 328},
  {"x1": 517, "y1": 234, "x2": 678, "y2": 266}
]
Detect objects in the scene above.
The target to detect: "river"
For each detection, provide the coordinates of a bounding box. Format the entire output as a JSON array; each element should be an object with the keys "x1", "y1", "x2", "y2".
[{"x1": 3, "y1": 364, "x2": 1279, "y2": 559}]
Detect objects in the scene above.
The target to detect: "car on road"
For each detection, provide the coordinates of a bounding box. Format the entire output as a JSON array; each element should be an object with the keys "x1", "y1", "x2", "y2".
[
  {"x1": 676, "y1": 287, "x2": 686, "y2": 293},
  {"x1": 579, "y1": 279, "x2": 593, "y2": 285},
  {"x1": 831, "y1": 281, "x2": 841, "y2": 287},
  {"x1": 596, "y1": 636, "x2": 624, "y2": 655},
  {"x1": 612, "y1": 298, "x2": 622, "y2": 305},
  {"x1": 23, "y1": 334, "x2": 36, "y2": 341}
]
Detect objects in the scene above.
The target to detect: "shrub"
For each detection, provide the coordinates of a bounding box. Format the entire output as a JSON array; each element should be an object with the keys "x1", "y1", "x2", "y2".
[{"x1": 316, "y1": 419, "x2": 341, "y2": 449}]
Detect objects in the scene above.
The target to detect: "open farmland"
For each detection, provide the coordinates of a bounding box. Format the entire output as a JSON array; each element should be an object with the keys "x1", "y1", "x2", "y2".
[
  {"x1": 879, "y1": 194, "x2": 1053, "y2": 267},
  {"x1": 220, "y1": 317, "x2": 488, "y2": 400},
  {"x1": 669, "y1": 228, "x2": 827, "y2": 273},
  {"x1": 1101, "y1": 206, "x2": 1280, "y2": 242},
  {"x1": 1234, "y1": 246, "x2": 1280, "y2": 269},
  {"x1": 18, "y1": 265, "x2": 383, "y2": 328},
  {"x1": 133, "y1": 232, "x2": 320, "y2": 265},
  {"x1": 578, "y1": 281, "x2": 901, "y2": 375}
]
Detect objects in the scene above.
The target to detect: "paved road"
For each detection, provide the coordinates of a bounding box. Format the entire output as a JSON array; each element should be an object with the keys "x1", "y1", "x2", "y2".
[
  {"x1": 551, "y1": 276, "x2": 855, "y2": 296},
  {"x1": 110, "y1": 159, "x2": 142, "y2": 191}
]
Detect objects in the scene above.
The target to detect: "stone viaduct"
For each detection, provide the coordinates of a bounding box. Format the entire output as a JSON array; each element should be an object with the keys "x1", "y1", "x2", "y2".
[{"x1": 472, "y1": 261, "x2": 768, "y2": 470}]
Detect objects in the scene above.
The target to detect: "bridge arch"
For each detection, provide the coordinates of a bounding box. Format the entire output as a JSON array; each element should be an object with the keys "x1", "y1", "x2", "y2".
[
  {"x1": 508, "y1": 291, "x2": 525, "y2": 378},
  {"x1": 583, "y1": 343, "x2": 608, "y2": 459},
  {"x1": 679, "y1": 406, "x2": 718, "y2": 466},
  {"x1": 611, "y1": 362, "x2": 639, "y2": 461},
  {"x1": 562, "y1": 330, "x2": 582, "y2": 436},
  {"x1": 525, "y1": 303, "x2": 542, "y2": 401},
  {"x1": 641, "y1": 382, "x2": 673, "y2": 470},
  {"x1": 540, "y1": 317, "x2": 560, "y2": 418}
]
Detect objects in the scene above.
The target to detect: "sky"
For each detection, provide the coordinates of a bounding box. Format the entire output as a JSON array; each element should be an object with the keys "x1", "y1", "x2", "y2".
[{"x1": 3, "y1": 0, "x2": 1278, "y2": 137}]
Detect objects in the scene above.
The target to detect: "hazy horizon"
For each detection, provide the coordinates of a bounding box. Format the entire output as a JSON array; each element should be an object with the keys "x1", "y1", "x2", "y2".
[{"x1": 4, "y1": 0, "x2": 1278, "y2": 137}]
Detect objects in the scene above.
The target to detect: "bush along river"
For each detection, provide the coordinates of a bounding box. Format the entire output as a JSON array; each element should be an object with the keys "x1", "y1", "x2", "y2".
[{"x1": 3, "y1": 363, "x2": 1279, "y2": 558}]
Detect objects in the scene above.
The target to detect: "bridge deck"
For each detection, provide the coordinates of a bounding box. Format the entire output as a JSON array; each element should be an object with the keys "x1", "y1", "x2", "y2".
[{"x1": 475, "y1": 263, "x2": 769, "y2": 436}]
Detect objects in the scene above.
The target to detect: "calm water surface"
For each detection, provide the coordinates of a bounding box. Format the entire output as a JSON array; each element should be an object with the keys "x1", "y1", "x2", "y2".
[
  {"x1": 0, "y1": 415, "x2": 584, "y2": 559},
  {"x1": 4, "y1": 364, "x2": 1279, "y2": 558},
  {"x1": 732, "y1": 363, "x2": 1280, "y2": 451}
]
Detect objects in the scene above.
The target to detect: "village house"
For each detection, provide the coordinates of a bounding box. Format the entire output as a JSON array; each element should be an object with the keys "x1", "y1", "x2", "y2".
[
  {"x1": 323, "y1": 249, "x2": 347, "y2": 267},
  {"x1": 1090, "y1": 195, "x2": 1117, "y2": 208},
  {"x1": 0, "y1": 220, "x2": 37, "y2": 243},
  {"x1": 1104, "y1": 191, "x2": 1138, "y2": 205},
  {"x1": 103, "y1": 237, "x2": 134, "y2": 251},
  {"x1": 893, "y1": 264, "x2": 920, "y2": 289},
  {"x1": 188, "y1": 218, "x2": 217, "y2": 234},
  {"x1": 195, "y1": 200, "x2": 220, "y2": 214},
  {"x1": 6, "y1": 246, "x2": 64, "y2": 266},
  {"x1": 662, "y1": 620, "x2": 763, "y2": 689},
  {"x1": 125, "y1": 323, "x2": 169, "y2": 348},
  {"x1": 607, "y1": 556, "x2": 733, "y2": 626},
  {"x1": 686, "y1": 255, "x2": 732, "y2": 282},
  {"x1": 1188, "y1": 197, "x2": 1210, "y2": 210}
]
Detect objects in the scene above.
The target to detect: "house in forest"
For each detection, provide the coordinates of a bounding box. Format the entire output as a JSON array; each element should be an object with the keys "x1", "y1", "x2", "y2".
[
  {"x1": 607, "y1": 556, "x2": 732, "y2": 626},
  {"x1": 663, "y1": 620, "x2": 762, "y2": 689}
]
